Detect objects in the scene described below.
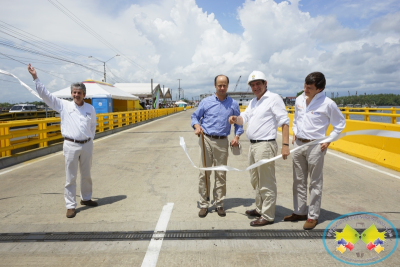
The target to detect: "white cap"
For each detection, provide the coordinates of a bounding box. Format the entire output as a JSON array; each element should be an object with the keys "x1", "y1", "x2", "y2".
[{"x1": 247, "y1": 71, "x2": 267, "y2": 85}]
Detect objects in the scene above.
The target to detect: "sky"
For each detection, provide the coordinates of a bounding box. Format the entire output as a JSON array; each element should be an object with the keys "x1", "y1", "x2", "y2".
[{"x1": 0, "y1": 0, "x2": 399, "y2": 103}]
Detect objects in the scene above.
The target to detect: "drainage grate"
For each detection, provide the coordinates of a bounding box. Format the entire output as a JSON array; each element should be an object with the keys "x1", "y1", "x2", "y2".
[{"x1": 1, "y1": 229, "x2": 396, "y2": 243}]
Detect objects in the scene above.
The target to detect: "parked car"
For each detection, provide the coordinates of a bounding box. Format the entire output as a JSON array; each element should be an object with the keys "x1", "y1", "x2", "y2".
[{"x1": 9, "y1": 104, "x2": 38, "y2": 113}]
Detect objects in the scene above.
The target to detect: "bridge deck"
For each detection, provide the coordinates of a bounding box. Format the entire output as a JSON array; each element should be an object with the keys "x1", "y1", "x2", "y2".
[{"x1": 0, "y1": 109, "x2": 399, "y2": 266}]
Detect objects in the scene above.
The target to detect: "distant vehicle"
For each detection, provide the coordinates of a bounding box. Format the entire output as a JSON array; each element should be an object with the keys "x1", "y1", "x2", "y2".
[
  {"x1": 9, "y1": 104, "x2": 37, "y2": 113},
  {"x1": 1, "y1": 107, "x2": 10, "y2": 112}
]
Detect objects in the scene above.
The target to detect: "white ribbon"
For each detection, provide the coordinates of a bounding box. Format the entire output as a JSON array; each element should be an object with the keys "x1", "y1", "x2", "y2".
[
  {"x1": 0, "y1": 69, "x2": 42, "y2": 100},
  {"x1": 180, "y1": 130, "x2": 400, "y2": 172}
]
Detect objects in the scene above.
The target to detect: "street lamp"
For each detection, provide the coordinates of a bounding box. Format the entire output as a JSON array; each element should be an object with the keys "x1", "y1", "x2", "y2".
[{"x1": 88, "y1": 54, "x2": 119, "y2": 82}]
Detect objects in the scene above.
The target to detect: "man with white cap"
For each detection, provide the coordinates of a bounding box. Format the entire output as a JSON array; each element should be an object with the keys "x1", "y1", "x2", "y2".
[
  {"x1": 228, "y1": 71, "x2": 290, "y2": 226},
  {"x1": 283, "y1": 72, "x2": 346, "y2": 230},
  {"x1": 28, "y1": 64, "x2": 98, "y2": 218}
]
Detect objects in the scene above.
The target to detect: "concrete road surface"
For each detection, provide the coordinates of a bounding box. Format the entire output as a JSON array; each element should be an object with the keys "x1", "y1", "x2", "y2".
[{"x1": 0, "y1": 109, "x2": 399, "y2": 266}]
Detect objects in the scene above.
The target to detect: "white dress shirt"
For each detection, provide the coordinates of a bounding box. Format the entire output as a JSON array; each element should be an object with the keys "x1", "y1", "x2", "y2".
[
  {"x1": 241, "y1": 90, "x2": 290, "y2": 140},
  {"x1": 34, "y1": 79, "x2": 97, "y2": 140},
  {"x1": 293, "y1": 92, "x2": 346, "y2": 140}
]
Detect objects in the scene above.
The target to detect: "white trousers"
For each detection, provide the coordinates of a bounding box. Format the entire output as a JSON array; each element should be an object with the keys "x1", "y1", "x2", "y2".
[
  {"x1": 292, "y1": 139, "x2": 326, "y2": 220},
  {"x1": 63, "y1": 140, "x2": 93, "y2": 209}
]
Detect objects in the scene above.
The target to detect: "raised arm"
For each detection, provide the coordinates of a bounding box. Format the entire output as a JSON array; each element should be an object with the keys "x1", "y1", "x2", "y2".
[{"x1": 27, "y1": 64, "x2": 63, "y2": 112}]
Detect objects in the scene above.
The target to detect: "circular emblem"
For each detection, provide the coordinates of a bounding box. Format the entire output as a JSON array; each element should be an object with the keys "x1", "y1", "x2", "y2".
[
  {"x1": 98, "y1": 102, "x2": 102, "y2": 106},
  {"x1": 323, "y1": 212, "x2": 398, "y2": 265}
]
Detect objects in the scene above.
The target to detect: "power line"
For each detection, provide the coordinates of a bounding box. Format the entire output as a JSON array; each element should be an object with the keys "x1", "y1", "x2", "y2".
[
  {"x1": 48, "y1": 0, "x2": 147, "y2": 71},
  {"x1": 0, "y1": 42, "x2": 104, "y2": 74},
  {"x1": 0, "y1": 20, "x2": 87, "y2": 59},
  {"x1": 0, "y1": 52, "x2": 73, "y2": 83}
]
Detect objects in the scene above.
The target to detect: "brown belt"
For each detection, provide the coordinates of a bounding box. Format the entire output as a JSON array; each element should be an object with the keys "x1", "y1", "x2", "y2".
[
  {"x1": 204, "y1": 133, "x2": 227, "y2": 139},
  {"x1": 64, "y1": 137, "x2": 91, "y2": 144},
  {"x1": 296, "y1": 138, "x2": 315, "y2": 143}
]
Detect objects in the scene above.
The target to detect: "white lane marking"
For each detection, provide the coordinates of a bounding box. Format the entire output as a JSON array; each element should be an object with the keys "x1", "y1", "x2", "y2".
[
  {"x1": 141, "y1": 203, "x2": 174, "y2": 267},
  {"x1": 277, "y1": 132, "x2": 400, "y2": 180},
  {"x1": 0, "y1": 112, "x2": 181, "y2": 176},
  {"x1": 325, "y1": 151, "x2": 400, "y2": 180}
]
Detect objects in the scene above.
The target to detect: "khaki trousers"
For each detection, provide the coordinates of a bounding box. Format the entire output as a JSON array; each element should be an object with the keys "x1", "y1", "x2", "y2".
[
  {"x1": 292, "y1": 139, "x2": 326, "y2": 220},
  {"x1": 198, "y1": 135, "x2": 229, "y2": 209},
  {"x1": 248, "y1": 141, "x2": 278, "y2": 221},
  {"x1": 63, "y1": 140, "x2": 94, "y2": 209}
]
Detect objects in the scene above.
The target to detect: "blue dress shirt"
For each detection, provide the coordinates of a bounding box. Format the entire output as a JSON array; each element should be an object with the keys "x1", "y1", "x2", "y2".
[{"x1": 191, "y1": 94, "x2": 244, "y2": 136}]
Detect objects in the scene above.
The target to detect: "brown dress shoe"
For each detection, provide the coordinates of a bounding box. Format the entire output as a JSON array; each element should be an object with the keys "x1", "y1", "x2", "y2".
[
  {"x1": 283, "y1": 213, "x2": 307, "y2": 221},
  {"x1": 80, "y1": 200, "x2": 98, "y2": 207},
  {"x1": 245, "y1": 209, "x2": 261, "y2": 217},
  {"x1": 250, "y1": 217, "x2": 274, "y2": 227},
  {"x1": 303, "y1": 219, "x2": 318, "y2": 230},
  {"x1": 216, "y1": 207, "x2": 226, "y2": 217},
  {"x1": 199, "y1": 208, "x2": 208, "y2": 218},
  {"x1": 66, "y1": 209, "x2": 76, "y2": 218}
]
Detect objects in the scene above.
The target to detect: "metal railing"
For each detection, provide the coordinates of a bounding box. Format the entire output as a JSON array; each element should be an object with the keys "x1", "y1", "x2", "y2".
[
  {"x1": 0, "y1": 111, "x2": 58, "y2": 121},
  {"x1": 0, "y1": 107, "x2": 187, "y2": 158},
  {"x1": 284, "y1": 106, "x2": 400, "y2": 124}
]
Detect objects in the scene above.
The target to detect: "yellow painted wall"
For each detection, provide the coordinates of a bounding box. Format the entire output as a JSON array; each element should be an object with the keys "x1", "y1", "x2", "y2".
[{"x1": 112, "y1": 99, "x2": 135, "y2": 112}]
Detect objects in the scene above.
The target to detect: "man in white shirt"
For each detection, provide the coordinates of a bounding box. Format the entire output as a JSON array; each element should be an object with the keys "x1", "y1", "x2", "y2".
[
  {"x1": 28, "y1": 64, "x2": 98, "y2": 218},
  {"x1": 283, "y1": 72, "x2": 346, "y2": 230},
  {"x1": 228, "y1": 71, "x2": 290, "y2": 226}
]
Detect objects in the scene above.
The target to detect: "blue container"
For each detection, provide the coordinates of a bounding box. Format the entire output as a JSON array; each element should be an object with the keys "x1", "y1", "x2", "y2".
[{"x1": 92, "y1": 95, "x2": 113, "y2": 114}]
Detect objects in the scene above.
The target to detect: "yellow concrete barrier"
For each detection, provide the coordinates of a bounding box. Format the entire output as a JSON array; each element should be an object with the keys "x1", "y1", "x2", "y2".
[
  {"x1": 283, "y1": 114, "x2": 400, "y2": 172},
  {"x1": 0, "y1": 107, "x2": 184, "y2": 158}
]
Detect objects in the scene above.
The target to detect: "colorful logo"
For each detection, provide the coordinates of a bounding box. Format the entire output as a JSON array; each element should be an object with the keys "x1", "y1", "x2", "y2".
[{"x1": 323, "y1": 212, "x2": 398, "y2": 265}]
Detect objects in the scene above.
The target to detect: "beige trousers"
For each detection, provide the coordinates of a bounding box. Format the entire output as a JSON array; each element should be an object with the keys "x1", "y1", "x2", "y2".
[
  {"x1": 292, "y1": 139, "x2": 327, "y2": 220},
  {"x1": 198, "y1": 135, "x2": 229, "y2": 209},
  {"x1": 248, "y1": 141, "x2": 278, "y2": 221}
]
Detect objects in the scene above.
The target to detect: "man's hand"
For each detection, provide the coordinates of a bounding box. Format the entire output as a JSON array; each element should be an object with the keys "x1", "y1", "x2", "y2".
[
  {"x1": 292, "y1": 135, "x2": 296, "y2": 145},
  {"x1": 281, "y1": 145, "x2": 290, "y2": 160},
  {"x1": 194, "y1": 124, "x2": 203, "y2": 136},
  {"x1": 230, "y1": 135, "x2": 239, "y2": 147},
  {"x1": 320, "y1": 142, "x2": 330, "y2": 151},
  {"x1": 228, "y1": 116, "x2": 237, "y2": 124},
  {"x1": 27, "y1": 64, "x2": 38, "y2": 80}
]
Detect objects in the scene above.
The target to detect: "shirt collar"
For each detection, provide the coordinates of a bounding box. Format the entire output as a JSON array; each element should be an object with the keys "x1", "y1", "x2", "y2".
[
  {"x1": 214, "y1": 93, "x2": 228, "y2": 102},
  {"x1": 258, "y1": 90, "x2": 270, "y2": 101}
]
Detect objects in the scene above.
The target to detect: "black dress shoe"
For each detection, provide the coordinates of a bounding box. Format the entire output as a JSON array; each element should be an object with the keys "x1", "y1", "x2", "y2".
[
  {"x1": 245, "y1": 209, "x2": 261, "y2": 217},
  {"x1": 250, "y1": 217, "x2": 274, "y2": 227},
  {"x1": 80, "y1": 200, "x2": 98, "y2": 206}
]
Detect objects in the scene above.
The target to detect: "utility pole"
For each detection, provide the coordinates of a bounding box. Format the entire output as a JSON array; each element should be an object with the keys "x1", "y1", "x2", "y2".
[
  {"x1": 177, "y1": 79, "x2": 182, "y2": 100},
  {"x1": 88, "y1": 54, "x2": 119, "y2": 82}
]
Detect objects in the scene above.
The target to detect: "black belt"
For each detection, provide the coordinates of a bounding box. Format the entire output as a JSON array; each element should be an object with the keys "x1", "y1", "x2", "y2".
[
  {"x1": 296, "y1": 138, "x2": 315, "y2": 143},
  {"x1": 250, "y1": 139, "x2": 275, "y2": 143},
  {"x1": 64, "y1": 137, "x2": 91, "y2": 144},
  {"x1": 204, "y1": 133, "x2": 227, "y2": 139}
]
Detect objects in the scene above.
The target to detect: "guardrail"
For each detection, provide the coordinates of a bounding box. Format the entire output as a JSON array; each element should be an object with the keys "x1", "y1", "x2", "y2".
[
  {"x1": 240, "y1": 106, "x2": 400, "y2": 124},
  {"x1": 0, "y1": 107, "x2": 187, "y2": 158},
  {"x1": 0, "y1": 111, "x2": 58, "y2": 121}
]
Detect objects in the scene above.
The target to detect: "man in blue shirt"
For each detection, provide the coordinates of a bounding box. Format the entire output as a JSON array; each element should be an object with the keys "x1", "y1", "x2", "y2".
[{"x1": 191, "y1": 75, "x2": 244, "y2": 218}]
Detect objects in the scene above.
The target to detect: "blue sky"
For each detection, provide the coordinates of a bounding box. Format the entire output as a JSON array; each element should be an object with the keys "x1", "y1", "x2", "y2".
[{"x1": 0, "y1": 0, "x2": 399, "y2": 103}]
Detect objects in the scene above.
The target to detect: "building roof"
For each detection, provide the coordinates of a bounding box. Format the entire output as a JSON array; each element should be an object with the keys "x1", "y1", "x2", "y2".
[
  {"x1": 52, "y1": 80, "x2": 139, "y2": 100},
  {"x1": 114, "y1": 83, "x2": 162, "y2": 97}
]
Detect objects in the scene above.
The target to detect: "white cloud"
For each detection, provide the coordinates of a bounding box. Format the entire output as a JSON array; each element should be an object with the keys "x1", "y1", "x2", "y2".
[{"x1": 0, "y1": 0, "x2": 399, "y2": 103}]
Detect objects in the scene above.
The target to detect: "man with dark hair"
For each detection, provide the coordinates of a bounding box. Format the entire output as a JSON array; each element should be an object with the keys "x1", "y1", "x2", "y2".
[
  {"x1": 228, "y1": 70, "x2": 290, "y2": 226},
  {"x1": 283, "y1": 71, "x2": 346, "y2": 230},
  {"x1": 28, "y1": 64, "x2": 98, "y2": 219},
  {"x1": 191, "y1": 75, "x2": 243, "y2": 218}
]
